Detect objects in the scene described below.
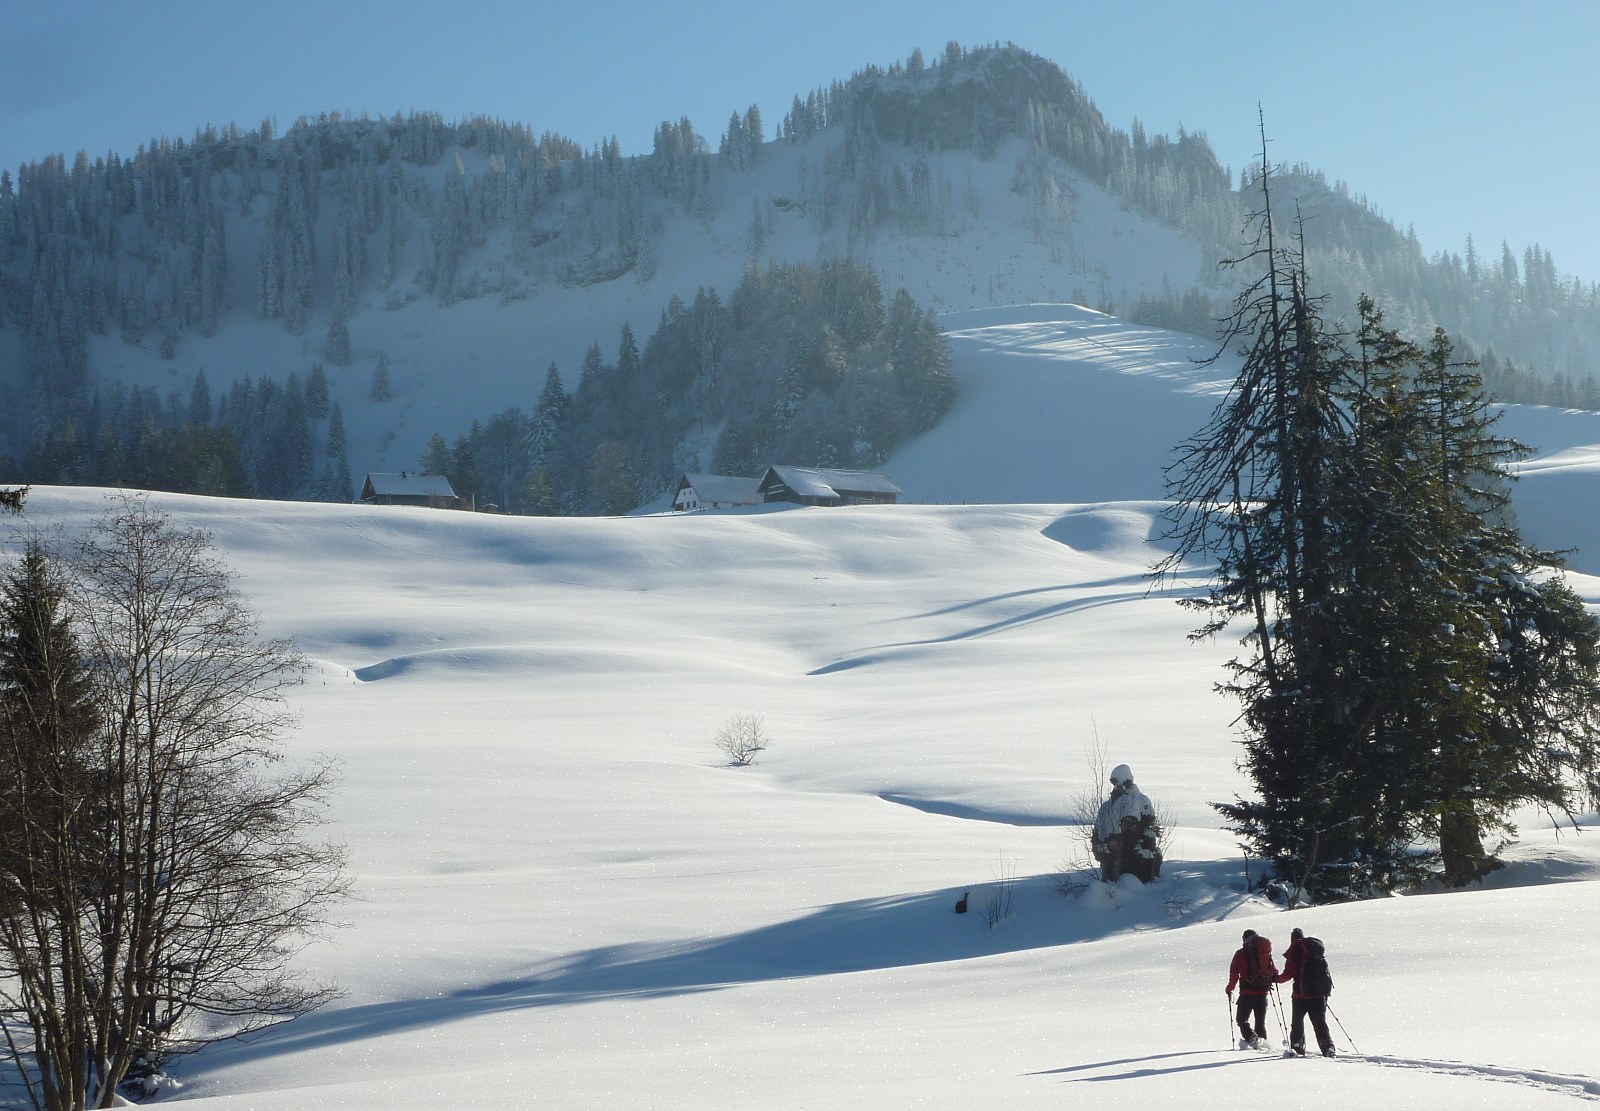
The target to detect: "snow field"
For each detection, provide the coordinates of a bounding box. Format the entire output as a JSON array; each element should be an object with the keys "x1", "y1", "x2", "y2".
[{"x1": 9, "y1": 306, "x2": 1600, "y2": 1108}]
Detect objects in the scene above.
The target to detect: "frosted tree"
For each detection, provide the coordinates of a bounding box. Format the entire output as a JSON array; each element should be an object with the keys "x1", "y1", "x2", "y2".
[
  {"x1": 719, "y1": 112, "x2": 748, "y2": 170},
  {"x1": 380, "y1": 160, "x2": 405, "y2": 288},
  {"x1": 198, "y1": 221, "x2": 225, "y2": 337},
  {"x1": 305, "y1": 363, "x2": 330, "y2": 419},
  {"x1": 369, "y1": 352, "x2": 393, "y2": 402},
  {"x1": 323, "y1": 314, "x2": 351, "y2": 367},
  {"x1": 418, "y1": 433, "x2": 452, "y2": 476},
  {"x1": 324, "y1": 401, "x2": 347, "y2": 459},
  {"x1": 743, "y1": 105, "x2": 764, "y2": 155},
  {"x1": 431, "y1": 155, "x2": 470, "y2": 300},
  {"x1": 617, "y1": 324, "x2": 641, "y2": 383},
  {"x1": 529, "y1": 363, "x2": 567, "y2": 471},
  {"x1": 746, "y1": 197, "x2": 766, "y2": 260},
  {"x1": 188, "y1": 370, "x2": 212, "y2": 426},
  {"x1": 586, "y1": 440, "x2": 635, "y2": 515}
]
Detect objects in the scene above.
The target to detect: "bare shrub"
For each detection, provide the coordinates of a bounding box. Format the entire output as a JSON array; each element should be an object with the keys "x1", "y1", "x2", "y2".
[
  {"x1": 982, "y1": 859, "x2": 1018, "y2": 929},
  {"x1": 713, "y1": 712, "x2": 770, "y2": 766},
  {"x1": 1060, "y1": 730, "x2": 1112, "y2": 888}
]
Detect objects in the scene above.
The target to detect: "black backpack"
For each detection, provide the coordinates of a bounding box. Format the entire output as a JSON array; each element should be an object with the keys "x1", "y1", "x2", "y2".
[{"x1": 1300, "y1": 937, "x2": 1334, "y2": 997}]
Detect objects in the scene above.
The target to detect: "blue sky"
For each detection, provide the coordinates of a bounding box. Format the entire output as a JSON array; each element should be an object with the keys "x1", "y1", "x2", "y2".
[{"x1": 5, "y1": 0, "x2": 1596, "y2": 282}]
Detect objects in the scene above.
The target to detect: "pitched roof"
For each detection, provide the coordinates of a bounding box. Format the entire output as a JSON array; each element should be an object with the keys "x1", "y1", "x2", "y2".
[
  {"x1": 680, "y1": 473, "x2": 762, "y2": 504},
  {"x1": 765, "y1": 465, "x2": 902, "y2": 499},
  {"x1": 363, "y1": 472, "x2": 457, "y2": 498}
]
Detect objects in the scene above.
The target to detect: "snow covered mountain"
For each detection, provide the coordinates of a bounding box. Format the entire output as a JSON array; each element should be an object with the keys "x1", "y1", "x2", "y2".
[{"x1": 5, "y1": 44, "x2": 1598, "y2": 512}]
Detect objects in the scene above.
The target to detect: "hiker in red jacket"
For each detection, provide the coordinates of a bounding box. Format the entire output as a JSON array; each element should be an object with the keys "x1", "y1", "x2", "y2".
[
  {"x1": 1277, "y1": 927, "x2": 1336, "y2": 1057},
  {"x1": 1225, "y1": 928, "x2": 1278, "y2": 1049}
]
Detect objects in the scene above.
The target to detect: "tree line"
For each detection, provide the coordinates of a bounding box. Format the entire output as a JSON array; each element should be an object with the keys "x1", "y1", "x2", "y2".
[
  {"x1": 415, "y1": 260, "x2": 955, "y2": 515},
  {"x1": 11, "y1": 365, "x2": 353, "y2": 503}
]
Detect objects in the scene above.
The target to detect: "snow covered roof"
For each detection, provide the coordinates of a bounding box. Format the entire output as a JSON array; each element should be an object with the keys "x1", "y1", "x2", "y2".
[
  {"x1": 680, "y1": 473, "x2": 762, "y2": 505},
  {"x1": 765, "y1": 465, "x2": 902, "y2": 499},
  {"x1": 362, "y1": 472, "x2": 457, "y2": 498}
]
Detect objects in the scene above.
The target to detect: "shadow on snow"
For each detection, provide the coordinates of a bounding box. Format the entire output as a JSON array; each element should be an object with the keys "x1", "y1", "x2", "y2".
[{"x1": 200, "y1": 866, "x2": 1257, "y2": 1069}]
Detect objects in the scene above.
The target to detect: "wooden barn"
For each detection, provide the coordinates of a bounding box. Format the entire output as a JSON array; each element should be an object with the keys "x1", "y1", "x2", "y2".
[
  {"x1": 758, "y1": 465, "x2": 902, "y2": 507},
  {"x1": 360, "y1": 472, "x2": 462, "y2": 509},
  {"x1": 672, "y1": 473, "x2": 763, "y2": 511}
]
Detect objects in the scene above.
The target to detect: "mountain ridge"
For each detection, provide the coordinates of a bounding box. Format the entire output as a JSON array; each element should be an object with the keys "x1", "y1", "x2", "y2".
[{"x1": 3, "y1": 42, "x2": 1597, "y2": 510}]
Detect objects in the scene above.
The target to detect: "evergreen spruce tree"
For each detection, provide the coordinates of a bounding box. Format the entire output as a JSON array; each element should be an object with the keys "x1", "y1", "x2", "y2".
[
  {"x1": 325, "y1": 401, "x2": 347, "y2": 459},
  {"x1": 587, "y1": 440, "x2": 636, "y2": 515},
  {"x1": 323, "y1": 314, "x2": 351, "y2": 368},
  {"x1": 331, "y1": 453, "x2": 353, "y2": 502},
  {"x1": 306, "y1": 363, "x2": 330, "y2": 419},
  {"x1": 1406, "y1": 329, "x2": 1600, "y2": 883},
  {"x1": 530, "y1": 362, "x2": 568, "y2": 468},
  {"x1": 418, "y1": 432, "x2": 452, "y2": 477},
  {"x1": 0, "y1": 542, "x2": 103, "y2": 1111},
  {"x1": 188, "y1": 370, "x2": 213, "y2": 426},
  {"x1": 370, "y1": 353, "x2": 393, "y2": 402},
  {"x1": 525, "y1": 465, "x2": 559, "y2": 516},
  {"x1": 616, "y1": 324, "x2": 641, "y2": 382},
  {"x1": 1160, "y1": 136, "x2": 1600, "y2": 899},
  {"x1": 450, "y1": 433, "x2": 478, "y2": 507}
]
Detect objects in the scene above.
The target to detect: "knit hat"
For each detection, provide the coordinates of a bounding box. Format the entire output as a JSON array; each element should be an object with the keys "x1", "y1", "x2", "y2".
[{"x1": 1291, "y1": 927, "x2": 1304, "y2": 941}]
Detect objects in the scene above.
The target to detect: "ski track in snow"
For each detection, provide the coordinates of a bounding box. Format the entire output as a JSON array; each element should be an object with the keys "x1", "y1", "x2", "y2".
[
  {"x1": 1053, "y1": 1049, "x2": 1600, "y2": 1102},
  {"x1": 1342, "y1": 1054, "x2": 1600, "y2": 1101}
]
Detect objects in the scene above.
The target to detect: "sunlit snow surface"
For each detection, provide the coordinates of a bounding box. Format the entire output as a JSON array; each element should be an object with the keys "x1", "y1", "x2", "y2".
[{"x1": 8, "y1": 307, "x2": 1599, "y2": 1109}]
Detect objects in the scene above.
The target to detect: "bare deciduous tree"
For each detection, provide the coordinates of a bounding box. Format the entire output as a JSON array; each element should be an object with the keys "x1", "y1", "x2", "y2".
[{"x1": 0, "y1": 496, "x2": 347, "y2": 1108}]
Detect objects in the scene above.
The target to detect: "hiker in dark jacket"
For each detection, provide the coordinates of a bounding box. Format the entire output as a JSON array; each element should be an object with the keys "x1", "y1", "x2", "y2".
[
  {"x1": 1277, "y1": 927, "x2": 1336, "y2": 1057},
  {"x1": 1225, "y1": 928, "x2": 1278, "y2": 1049}
]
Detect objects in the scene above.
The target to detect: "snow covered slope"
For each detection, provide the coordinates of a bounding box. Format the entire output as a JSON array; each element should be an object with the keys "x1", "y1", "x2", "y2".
[
  {"x1": 887, "y1": 304, "x2": 1600, "y2": 579},
  {"x1": 6, "y1": 307, "x2": 1600, "y2": 1109}
]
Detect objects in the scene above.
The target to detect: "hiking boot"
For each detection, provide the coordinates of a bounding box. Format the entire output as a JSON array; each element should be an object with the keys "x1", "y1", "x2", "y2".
[
  {"x1": 1291, "y1": 1043, "x2": 1306, "y2": 1056},
  {"x1": 1321, "y1": 1046, "x2": 1336, "y2": 1058}
]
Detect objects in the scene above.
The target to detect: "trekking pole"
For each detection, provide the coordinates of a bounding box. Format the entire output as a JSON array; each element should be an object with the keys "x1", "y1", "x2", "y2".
[
  {"x1": 1270, "y1": 985, "x2": 1289, "y2": 1046},
  {"x1": 1326, "y1": 1003, "x2": 1361, "y2": 1055},
  {"x1": 1226, "y1": 992, "x2": 1235, "y2": 1048}
]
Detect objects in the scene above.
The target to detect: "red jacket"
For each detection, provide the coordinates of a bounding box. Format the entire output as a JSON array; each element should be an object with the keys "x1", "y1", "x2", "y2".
[
  {"x1": 1226, "y1": 938, "x2": 1278, "y2": 996},
  {"x1": 1276, "y1": 938, "x2": 1327, "y2": 999}
]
